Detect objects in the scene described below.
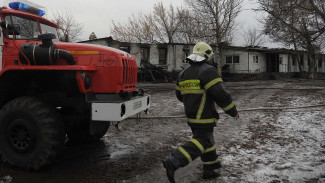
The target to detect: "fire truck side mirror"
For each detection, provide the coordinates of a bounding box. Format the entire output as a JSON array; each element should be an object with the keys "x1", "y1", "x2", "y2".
[
  {"x1": 7, "y1": 24, "x2": 21, "y2": 36},
  {"x1": 0, "y1": 20, "x2": 8, "y2": 29},
  {"x1": 1, "y1": 20, "x2": 20, "y2": 35}
]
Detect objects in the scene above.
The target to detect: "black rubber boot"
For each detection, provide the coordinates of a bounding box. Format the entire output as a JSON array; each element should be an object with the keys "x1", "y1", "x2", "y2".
[
  {"x1": 203, "y1": 170, "x2": 220, "y2": 179},
  {"x1": 203, "y1": 161, "x2": 222, "y2": 171},
  {"x1": 215, "y1": 161, "x2": 222, "y2": 169},
  {"x1": 202, "y1": 161, "x2": 222, "y2": 179},
  {"x1": 162, "y1": 159, "x2": 176, "y2": 183}
]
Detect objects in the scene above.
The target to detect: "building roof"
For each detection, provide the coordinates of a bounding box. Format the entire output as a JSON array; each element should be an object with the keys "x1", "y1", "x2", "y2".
[{"x1": 79, "y1": 37, "x2": 324, "y2": 56}]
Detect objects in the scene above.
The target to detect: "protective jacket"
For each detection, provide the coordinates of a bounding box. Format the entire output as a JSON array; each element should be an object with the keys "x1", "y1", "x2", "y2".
[{"x1": 176, "y1": 61, "x2": 238, "y2": 128}]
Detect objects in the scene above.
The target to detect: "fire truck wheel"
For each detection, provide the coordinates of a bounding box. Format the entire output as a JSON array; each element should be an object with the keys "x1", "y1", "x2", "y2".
[
  {"x1": 67, "y1": 121, "x2": 109, "y2": 142},
  {"x1": 0, "y1": 96, "x2": 65, "y2": 170}
]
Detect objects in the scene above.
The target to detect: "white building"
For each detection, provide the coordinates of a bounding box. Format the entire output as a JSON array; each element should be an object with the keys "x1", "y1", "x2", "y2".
[
  {"x1": 221, "y1": 46, "x2": 325, "y2": 74},
  {"x1": 80, "y1": 38, "x2": 325, "y2": 75}
]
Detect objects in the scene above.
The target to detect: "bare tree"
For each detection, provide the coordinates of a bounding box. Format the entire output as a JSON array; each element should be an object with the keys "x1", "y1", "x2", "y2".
[
  {"x1": 299, "y1": 0, "x2": 325, "y2": 24},
  {"x1": 176, "y1": 9, "x2": 215, "y2": 44},
  {"x1": 151, "y1": 3, "x2": 184, "y2": 43},
  {"x1": 184, "y1": 0, "x2": 243, "y2": 74},
  {"x1": 258, "y1": 0, "x2": 325, "y2": 79},
  {"x1": 243, "y1": 27, "x2": 265, "y2": 46},
  {"x1": 110, "y1": 0, "x2": 242, "y2": 73},
  {"x1": 111, "y1": 13, "x2": 155, "y2": 43},
  {"x1": 297, "y1": 0, "x2": 325, "y2": 51},
  {"x1": 175, "y1": 10, "x2": 197, "y2": 44},
  {"x1": 111, "y1": 3, "x2": 184, "y2": 44},
  {"x1": 139, "y1": 14, "x2": 156, "y2": 43},
  {"x1": 110, "y1": 21, "x2": 134, "y2": 43},
  {"x1": 51, "y1": 10, "x2": 84, "y2": 42},
  {"x1": 185, "y1": 0, "x2": 243, "y2": 43}
]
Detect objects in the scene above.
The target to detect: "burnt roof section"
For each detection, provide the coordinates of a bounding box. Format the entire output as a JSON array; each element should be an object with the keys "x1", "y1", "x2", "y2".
[{"x1": 80, "y1": 37, "x2": 324, "y2": 56}]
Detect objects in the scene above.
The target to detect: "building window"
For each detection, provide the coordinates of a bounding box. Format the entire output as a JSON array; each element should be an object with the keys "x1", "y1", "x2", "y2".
[
  {"x1": 292, "y1": 55, "x2": 297, "y2": 66},
  {"x1": 183, "y1": 47, "x2": 190, "y2": 63},
  {"x1": 226, "y1": 56, "x2": 240, "y2": 64},
  {"x1": 300, "y1": 55, "x2": 304, "y2": 66},
  {"x1": 140, "y1": 47, "x2": 150, "y2": 63},
  {"x1": 253, "y1": 55, "x2": 259, "y2": 63},
  {"x1": 319, "y1": 59, "x2": 323, "y2": 68},
  {"x1": 226, "y1": 56, "x2": 232, "y2": 63},
  {"x1": 158, "y1": 48, "x2": 167, "y2": 65},
  {"x1": 279, "y1": 56, "x2": 283, "y2": 64},
  {"x1": 120, "y1": 46, "x2": 130, "y2": 53}
]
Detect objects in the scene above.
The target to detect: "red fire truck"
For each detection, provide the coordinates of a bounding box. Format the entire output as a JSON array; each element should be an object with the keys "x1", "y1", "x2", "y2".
[{"x1": 0, "y1": 2, "x2": 150, "y2": 169}]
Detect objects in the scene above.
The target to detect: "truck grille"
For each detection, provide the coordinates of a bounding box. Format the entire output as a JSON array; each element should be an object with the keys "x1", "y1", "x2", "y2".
[{"x1": 122, "y1": 58, "x2": 137, "y2": 88}]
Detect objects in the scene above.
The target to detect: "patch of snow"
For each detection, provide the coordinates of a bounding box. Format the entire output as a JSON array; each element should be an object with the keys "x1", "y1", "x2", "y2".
[
  {"x1": 246, "y1": 110, "x2": 324, "y2": 182},
  {"x1": 219, "y1": 106, "x2": 325, "y2": 182}
]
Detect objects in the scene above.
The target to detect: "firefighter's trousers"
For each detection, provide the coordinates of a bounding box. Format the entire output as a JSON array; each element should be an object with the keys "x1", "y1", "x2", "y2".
[{"x1": 172, "y1": 127, "x2": 220, "y2": 170}]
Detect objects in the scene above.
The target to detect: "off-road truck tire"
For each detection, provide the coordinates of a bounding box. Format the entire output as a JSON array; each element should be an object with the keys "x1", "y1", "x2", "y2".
[{"x1": 0, "y1": 96, "x2": 65, "y2": 170}]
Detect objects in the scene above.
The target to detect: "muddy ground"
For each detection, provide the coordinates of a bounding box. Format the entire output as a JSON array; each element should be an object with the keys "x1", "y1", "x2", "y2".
[{"x1": 1, "y1": 79, "x2": 325, "y2": 183}]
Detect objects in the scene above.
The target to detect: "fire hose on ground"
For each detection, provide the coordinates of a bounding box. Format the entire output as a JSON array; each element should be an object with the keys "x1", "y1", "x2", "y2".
[{"x1": 129, "y1": 104, "x2": 325, "y2": 119}]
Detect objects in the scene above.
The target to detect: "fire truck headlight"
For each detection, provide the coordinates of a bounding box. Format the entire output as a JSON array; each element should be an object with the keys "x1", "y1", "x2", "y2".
[{"x1": 84, "y1": 75, "x2": 91, "y2": 89}]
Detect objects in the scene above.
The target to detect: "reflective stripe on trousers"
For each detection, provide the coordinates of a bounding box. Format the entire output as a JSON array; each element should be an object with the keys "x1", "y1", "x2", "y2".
[{"x1": 172, "y1": 127, "x2": 220, "y2": 169}]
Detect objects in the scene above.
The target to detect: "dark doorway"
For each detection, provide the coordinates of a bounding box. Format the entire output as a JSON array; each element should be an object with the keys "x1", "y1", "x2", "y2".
[
  {"x1": 266, "y1": 53, "x2": 279, "y2": 72},
  {"x1": 158, "y1": 48, "x2": 167, "y2": 65},
  {"x1": 140, "y1": 47, "x2": 150, "y2": 63}
]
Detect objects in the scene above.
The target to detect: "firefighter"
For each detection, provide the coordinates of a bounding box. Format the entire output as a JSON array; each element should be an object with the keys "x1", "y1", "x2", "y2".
[
  {"x1": 162, "y1": 42, "x2": 239, "y2": 182},
  {"x1": 89, "y1": 32, "x2": 97, "y2": 40}
]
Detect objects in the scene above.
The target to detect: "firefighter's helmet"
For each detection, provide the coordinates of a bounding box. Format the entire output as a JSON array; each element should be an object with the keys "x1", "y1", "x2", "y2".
[{"x1": 187, "y1": 42, "x2": 214, "y2": 62}]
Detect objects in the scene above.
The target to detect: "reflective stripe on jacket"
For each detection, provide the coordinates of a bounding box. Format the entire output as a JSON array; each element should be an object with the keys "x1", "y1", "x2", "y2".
[{"x1": 176, "y1": 62, "x2": 238, "y2": 128}]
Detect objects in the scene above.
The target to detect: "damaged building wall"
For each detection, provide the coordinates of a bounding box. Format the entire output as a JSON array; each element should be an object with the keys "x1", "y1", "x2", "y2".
[
  {"x1": 279, "y1": 54, "x2": 289, "y2": 73},
  {"x1": 221, "y1": 49, "x2": 267, "y2": 74},
  {"x1": 221, "y1": 49, "x2": 247, "y2": 73},
  {"x1": 80, "y1": 37, "x2": 325, "y2": 74},
  {"x1": 167, "y1": 45, "x2": 189, "y2": 71},
  {"x1": 249, "y1": 52, "x2": 267, "y2": 73},
  {"x1": 130, "y1": 44, "x2": 192, "y2": 71},
  {"x1": 130, "y1": 44, "x2": 142, "y2": 67},
  {"x1": 317, "y1": 58, "x2": 325, "y2": 73},
  {"x1": 128, "y1": 44, "x2": 189, "y2": 70},
  {"x1": 289, "y1": 55, "x2": 299, "y2": 72},
  {"x1": 301, "y1": 54, "x2": 308, "y2": 72},
  {"x1": 149, "y1": 45, "x2": 159, "y2": 65}
]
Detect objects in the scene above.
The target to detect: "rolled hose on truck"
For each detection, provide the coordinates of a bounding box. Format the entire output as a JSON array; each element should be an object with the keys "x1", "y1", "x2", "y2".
[{"x1": 19, "y1": 33, "x2": 76, "y2": 65}]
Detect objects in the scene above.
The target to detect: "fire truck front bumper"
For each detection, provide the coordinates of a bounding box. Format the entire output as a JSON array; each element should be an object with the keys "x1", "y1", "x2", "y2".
[{"x1": 91, "y1": 94, "x2": 150, "y2": 121}]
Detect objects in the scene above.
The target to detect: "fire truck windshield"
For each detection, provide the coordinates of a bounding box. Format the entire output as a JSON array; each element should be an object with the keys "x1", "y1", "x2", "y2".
[
  {"x1": 40, "y1": 23, "x2": 59, "y2": 42},
  {"x1": 5, "y1": 15, "x2": 40, "y2": 39},
  {"x1": 4, "y1": 15, "x2": 59, "y2": 42}
]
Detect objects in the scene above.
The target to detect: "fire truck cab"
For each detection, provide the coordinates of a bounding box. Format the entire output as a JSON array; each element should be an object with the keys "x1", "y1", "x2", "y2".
[{"x1": 0, "y1": 2, "x2": 150, "y2": 170}]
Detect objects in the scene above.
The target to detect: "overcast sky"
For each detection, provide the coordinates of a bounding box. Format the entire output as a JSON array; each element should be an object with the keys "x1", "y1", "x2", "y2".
[{"x1": 2, "y1": 0, "x2": 279, "y2": 47}]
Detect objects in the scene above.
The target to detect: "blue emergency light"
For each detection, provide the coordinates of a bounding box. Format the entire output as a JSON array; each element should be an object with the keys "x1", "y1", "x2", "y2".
[{"x1": 9, "y1": 2, "x2": 45, "y2": 16}]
